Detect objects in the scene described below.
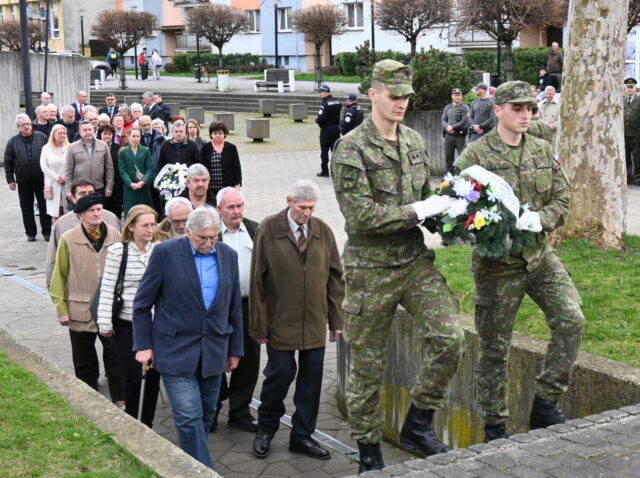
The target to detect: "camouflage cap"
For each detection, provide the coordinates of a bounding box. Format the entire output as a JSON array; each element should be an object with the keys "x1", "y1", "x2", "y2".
[
  {"x1": 494, "y1": 81, "x2": 535, "y2": 105},
  {"x1": 371, "y1": 59, "x2": 414, "y2": 96}
]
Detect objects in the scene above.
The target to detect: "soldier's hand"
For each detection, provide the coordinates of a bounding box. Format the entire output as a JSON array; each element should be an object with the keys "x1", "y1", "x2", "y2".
[
  {"x1": 411, "y1": 196, "x2": 457, "y2": 221},
  {"x1": 516, "y1": 210, "x2": 542, "y2": 232}
]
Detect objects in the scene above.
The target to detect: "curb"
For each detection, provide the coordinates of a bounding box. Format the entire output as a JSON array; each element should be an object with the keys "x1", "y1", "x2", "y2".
[{"x1": 0, "y1": 328, "x2": 220, "y2": 478}]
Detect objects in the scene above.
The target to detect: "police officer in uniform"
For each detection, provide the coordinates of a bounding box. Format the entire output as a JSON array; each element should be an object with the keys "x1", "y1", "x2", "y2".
[
  {"x1": 315, "y1": 85, "x2": 341, "y2": 177},
  {"x1": 624, "y1": 77, "x2": 640, "y2": 184},
  {"x1": 441, "y1": 88, "x2": 469, "y2": 173},
  {"x1": 331, "y1": 60, "x2": 464, "y2": 474},
  {"x1": 341, "y1": 93, "x2": 364, "y2": 136},
  {"x1": 454, "y1": 81, "x2": 585, "y2": 444}
]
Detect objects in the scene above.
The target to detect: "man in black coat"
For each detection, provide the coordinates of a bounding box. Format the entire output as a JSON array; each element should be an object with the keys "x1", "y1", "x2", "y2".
[
  {"x1": 340, "y1": 93, "x2": 364, "y2": 136},
  {"x1": 156, "y1": 121, "x2": 201, "y2": 172},
  {"x1": 4, "y1": 114, "x2": 52, "y2": 241},
  {"x1": 142, "y1": 91, "x2": 164, "y2": 121},
  {"x1": 315, "y1": 84, "x2": 341, "y2": 177},
  {"x1": 55, "y1": 105, "x2": 79, "y2": 143},
  {"x1": 98, "y1": 93, "x2": 118, "y2": 120}
]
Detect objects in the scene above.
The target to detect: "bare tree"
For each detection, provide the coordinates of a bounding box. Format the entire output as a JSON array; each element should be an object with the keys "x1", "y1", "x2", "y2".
[
  {"x1": 556, "y1": 0, "x2": 628, "y2": 249},
  {"x1": 0, "y1": 20, "x2": 46, "y2": 52},
  {"x1": 375, "y1": 0, "x2": 451, "y2": 57},
  {"x1": 187, "y1": 4, "x2": 249, "y2": 67},
  {"x1": 293, "y1": 4, "x2": 346, "y2": 87},
  {"x1": 456, "y1": 0, "x2": 566, "y2": 81},
  {"x1": 91, "y1": 10, "x2": 158, "y2": 55},
  {"x1": 629, "y1": 0, "x2": 640, "y2": 32}
]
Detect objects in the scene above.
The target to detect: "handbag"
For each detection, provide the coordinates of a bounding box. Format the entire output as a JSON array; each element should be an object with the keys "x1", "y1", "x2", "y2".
[
  {"x1": 44, "y1": 185, "x2": 53, "y2": 200},
  {"x1": 90, "y1": 242, "x2": 129, "y2": 325}
]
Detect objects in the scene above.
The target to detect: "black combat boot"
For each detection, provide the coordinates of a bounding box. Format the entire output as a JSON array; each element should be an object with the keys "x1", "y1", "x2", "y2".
[
  {"x1": 357, "y1": 441, "x2": 385, "y2": 474},
  {"x1": 399, "y1": 404, "x2": 449, "y2": 457},
  {"x1": 484, "y1": 423, "x2": 509, "y2": 442},
  {"x1": 529, "y1": 395, "x2": 567, "y2": 429}
]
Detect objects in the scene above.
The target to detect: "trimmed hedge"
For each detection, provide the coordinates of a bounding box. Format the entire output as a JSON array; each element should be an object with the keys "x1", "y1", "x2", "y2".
[{"x1": 172, "y1": 53, "x2": 267, "y2": 73}]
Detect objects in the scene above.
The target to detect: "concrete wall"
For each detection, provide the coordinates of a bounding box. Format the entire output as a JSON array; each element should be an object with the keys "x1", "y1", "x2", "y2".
[
  {"x1": 403, "y1": 110, "x2": 447, "y2": 176},
  {"x1": 337, "y1": 312, "x2": 640, "y2": 449},
  {"x1": 0, "y1": 51, "x2": 90, "y2": 166}
]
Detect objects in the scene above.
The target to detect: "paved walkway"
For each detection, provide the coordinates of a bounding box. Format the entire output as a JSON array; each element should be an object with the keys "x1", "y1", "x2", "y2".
[{"x1": 2, "y1": 112, "x2": 640, "y2": 477}]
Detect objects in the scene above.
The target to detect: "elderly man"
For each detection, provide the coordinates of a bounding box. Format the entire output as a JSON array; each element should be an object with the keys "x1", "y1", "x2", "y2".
[
  {"x1": 138, "y1": 115, "x2": 158, "y2": 150},
  {"x1": 180, "y1": 164, "x2": 216, "y2": 208},
  {"x1": 32, "y1": 105, "x2": 53, "y2": 137},
  {"x1": 112, "y1": 114, "x2": 128, "y2": 146},
  {"x1": 46, "y1": 180, "x2": 121, "y2": 288},
  {"x1": 119, "y1": 104, "x2": 134, "y2": 131},
  {"x1": 98, "y1": 93, "x2": 118, "y2": 120},
  {"x1": 72, "y1": 90, "x2": 91, "y2": 121},
  {"x1": 130, "y1": 103, "x2": 144, "y2": 123},
  {"x1": 72, "y1": 110, "x2": 99, "y2": 142},
  {"x1": 49, "y1": 192, "x2": 125, "y2": 405},
  {"x1": 250, "y1": 179, "x2": 344, "y2": 460},
  {"x1": 546, "y1": 42, "x2": 563, "y2": 91},
  {"x1": 624, "y1": 77, "x2": 640, "y2": 183},
  {"x1": 537, "y1": 86, "x2": 560, "y2": 148},
  {"x1": 157, "y1": 121, "x2": 201, "y2": 172},
  {"x1": 142, "y1": 91, "x2": 163, "y2": 120},
  {"x1": 155, "y1": 196, "x2": 193, "y2": 241},
  {"x1": 47, "y1": 104, "x2": 59, "y2": 122},
  {"x1": 65, "y1": 121, "x2": 114, "y2": 199},
  {"x1": 5, "y1": 114, "x2": 52, "y2": 242},
  {"x1": 56, "y1": 105, "x2": 79, "y2": 143},
  {"x1": 212, "y1": 187, "x2": 260, "y2": 433},
  {"x1": 133, "y1": 206, "x2": 243, "y2": 468}
]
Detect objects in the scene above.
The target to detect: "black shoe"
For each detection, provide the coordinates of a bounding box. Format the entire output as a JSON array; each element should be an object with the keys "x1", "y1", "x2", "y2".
[
  {"x1": 43, "y1": 234, "x2": 50, "y2": 242},
  {"x1": 289, "y1": 437, "x2": 330, "y2": 460},
  {"x1": 399, "y1": 404, "x2": 449, "y2": 457},
  {"x1": 316, "y1": 171, "x2": 330, "y2": 177},
  {"x1": 27, "y1": 235, "x2": 36, "y2": 242},
  {"x1": 357, "y1": 441, "x2": 385, "y2": 474},
  {"x1": 530, "y1": 395, "x2": 567, "y2": 429},
  {"x1": 253, "y1": 430, "x2": 274, "y2": 458},
  {"x1": 484, "y1": 423, "x2": 509, "y2": 442},
  {"x1": 228, "y1": 414, "x2": 259, "y2": 433},
  {"x1": 209, "y1": 407, "x2": 220, "y2": 433}
]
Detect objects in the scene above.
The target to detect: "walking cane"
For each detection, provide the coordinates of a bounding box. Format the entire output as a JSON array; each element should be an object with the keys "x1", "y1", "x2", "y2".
[{"x1": 137, "y1": 360, "x2": 152, "y2": 422}]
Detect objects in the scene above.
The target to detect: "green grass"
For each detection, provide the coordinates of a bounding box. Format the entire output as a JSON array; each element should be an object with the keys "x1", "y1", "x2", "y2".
[
  {"x1": 434, "y1": 236, "x2": 640, "y2": 367},
  {"x1": 0, "y1": 352, "x2": 158, "y2": 477},
  {"x1": 294, "y1": 73, "x2": 361, "y2": 83}
]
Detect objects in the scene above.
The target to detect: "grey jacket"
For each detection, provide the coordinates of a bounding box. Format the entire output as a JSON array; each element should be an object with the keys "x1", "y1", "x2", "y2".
[
  {"x1": 65, "y1": 138, "x2": 114, "y2": 191},
  {"x1": 441, "y1": 102, "x2": 470, "y2": 135}
]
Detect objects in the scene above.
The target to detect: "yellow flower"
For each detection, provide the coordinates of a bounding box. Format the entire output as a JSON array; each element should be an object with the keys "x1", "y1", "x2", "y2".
[
  {"x1": 439, "y1": 181, "x2": 448, "y2": 191},
  {"x1": 474, "y1": 213, "x2": 486, "y2": 230}
]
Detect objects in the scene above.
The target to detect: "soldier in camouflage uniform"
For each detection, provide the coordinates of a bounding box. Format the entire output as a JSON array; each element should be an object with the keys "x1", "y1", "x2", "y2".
[
  {"x1": 454, "y1": 81, "x2": 585, "y2": 443},
  {"x1": 527, "y1": 105, "x2": 553, "y2": 143},
  {"x1": 331, "y1": 59, "x2": 465, "y2": 474}
]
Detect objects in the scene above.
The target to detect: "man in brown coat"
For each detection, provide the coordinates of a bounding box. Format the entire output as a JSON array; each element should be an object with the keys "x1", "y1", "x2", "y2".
[{"x1": 250, "y1": 179, "x2": 344, "y2": 461}]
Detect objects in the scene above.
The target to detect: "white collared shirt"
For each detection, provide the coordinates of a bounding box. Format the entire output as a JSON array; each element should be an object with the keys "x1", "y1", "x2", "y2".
[
  {"x1": 220, "y1": 220, "x2": 253, "y2": 297},
  {"x1": 287, "y1": 209, "x2": 308, "y2": 241}
]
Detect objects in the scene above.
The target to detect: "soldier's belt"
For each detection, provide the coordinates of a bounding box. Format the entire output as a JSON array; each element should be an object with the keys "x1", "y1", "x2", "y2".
[{"x1": 347, "y1": 231, "x2": 416, "y2": 247}]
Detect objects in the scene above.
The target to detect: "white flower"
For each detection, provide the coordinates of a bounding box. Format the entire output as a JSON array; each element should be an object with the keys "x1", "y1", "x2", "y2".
[
  {"x1": 487, "y1": 186, "x2": 500, "y2": 203},
  {"x1": 480, "y1": 207, "x2": 502, "y2": 223},
  {"x1": 446, "y1": 198, "x2": 469, "y2": 218},
  {"x1": 443, "y1": 172, "x2": 455, "y2": 183},
  {"x1": 452, "y1": 179, "x2": 474, "y2": 198}
]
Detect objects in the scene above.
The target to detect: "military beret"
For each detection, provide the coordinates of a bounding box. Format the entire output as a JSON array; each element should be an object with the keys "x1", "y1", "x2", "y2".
[
  {"x1": 494, "y1": 81, "x2": 535, "y2": 105},
  {"x1": 371, "y1": 59, "x2": 414, "y2": 96},
  {"x1": 74, "y1": 192, "x2": 103, "y2": 213},
  {"x1": 625, "y1": 77, "x2": 637, "y2": 86},
  {"x1": 452, "y1": 88, "x2": 462, "y2": 94},
  {"x1": 318, "y1": 84, "x2": 331, "y2": 92}
]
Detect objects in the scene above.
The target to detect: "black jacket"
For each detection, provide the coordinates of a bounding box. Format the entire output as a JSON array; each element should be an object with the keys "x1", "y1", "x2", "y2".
[
  {"x1": 32, "y1": 121, "x2": 53, "y2": 138},
  {"x1": 55, "y1": 119, "x2": 79, "y2": 143},
  {"x1": 340, "y1": 102, "x2": 364, "y2": 135},
  {"x1": 98, "y1": 105, "x2": 117, "y2": 120},
  {"x1": 316, "y1": 95, "x2": 342, "y2": 129},
  {"x1": 156, "y1": 138, "x2": 201, "y2": 173},
  {"x1": 143, "y1": 103, "x2": 166, "y2": 122},
  {"x1": 200, "y1": 141, "x2": 242, "y2": 188},
  {"x1": 4, "y1": 132, "x2": 48, "y2": 184}
]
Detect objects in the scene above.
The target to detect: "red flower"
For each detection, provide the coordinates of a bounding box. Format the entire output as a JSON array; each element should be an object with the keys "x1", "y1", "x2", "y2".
[
  {"x1": 463, "y1": 213, "x2": 476, "y2": 230},
  {"x1": 473, "y1": 182, "x2": 483, "y2": 191}
]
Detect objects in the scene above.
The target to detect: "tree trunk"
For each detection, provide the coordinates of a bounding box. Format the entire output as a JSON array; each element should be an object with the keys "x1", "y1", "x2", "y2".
[
  {"x1": 555, "y1": 0, "x2": 628, "y2": 249},
  {"x1": 410, "y1": 39, "x2": 416, "y2": 58},
  {"x1": 217, "y1": 46, "x2": 223, "y2": 67},
  {"x1": 504, "y1": 41, "x2": 515, "y2": 82},
  {"x1": 314, "y1": 43, "x2": 322, "y2": 90}
]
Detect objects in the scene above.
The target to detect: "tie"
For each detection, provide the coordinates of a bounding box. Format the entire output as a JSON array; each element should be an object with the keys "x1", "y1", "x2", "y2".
[
  {"x1": 79, "y1": 104, "x2": 83, "y2": 118},
  {"x1": 630, "y1": 97, "x2": 633, "y2": 105},
  {"x1": 109, "y1": 107, "x2": 113, "y2": 117},
  {"x1": 297, "y1": 226, "x2": 307, "y2": 257}
]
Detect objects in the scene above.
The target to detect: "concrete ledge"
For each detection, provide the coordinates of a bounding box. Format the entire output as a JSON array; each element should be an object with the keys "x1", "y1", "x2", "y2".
[{"x1": 0, "y1": 328, "x2": 220, "y2": 478}]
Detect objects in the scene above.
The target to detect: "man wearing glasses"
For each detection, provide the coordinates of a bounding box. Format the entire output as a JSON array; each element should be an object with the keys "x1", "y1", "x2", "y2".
[
  {"x1": 4, "y1": 114, "x2": 51, "y2": 242},
  {"x1": 624, "y1": 77, "x2": 640, "y2": 184},
  {"x1": 155, "y1": 196, "x2": 193, "y2": 241}
]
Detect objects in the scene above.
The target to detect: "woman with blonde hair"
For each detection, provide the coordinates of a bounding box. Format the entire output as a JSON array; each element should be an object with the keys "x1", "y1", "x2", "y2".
[
  {"x1": 186, "y1": 118, "x2": 205, "y2": 151},
  {"x1": 40, "y1": 124, "x2": 69, "y2": 222},
  {"x1": 97, "y1": 204, "x2": 160, "y2": 426}
]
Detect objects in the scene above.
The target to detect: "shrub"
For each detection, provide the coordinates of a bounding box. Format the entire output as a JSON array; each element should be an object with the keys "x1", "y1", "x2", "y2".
[
  {"x1": 335, "y1": 52, "x2": 358, "y2": 76},
  {"x1": 321, "y1": 65, "x2": 340, "y2": 76},
  {"x1": 163, "y1": 62, "x2": 175, "y2": 73},
  {"x1": 463, "y1": 47, "x2": 559, "y2": 86},
  {"x1": 172, "y1": 53, "x2": 266, "y2": 72},
  {"x1": 355, "y1": 41, "x2": 413, "y2": 94},
  {"x1": 411, "y1": 48, "x2": 474, "y2": 111}
]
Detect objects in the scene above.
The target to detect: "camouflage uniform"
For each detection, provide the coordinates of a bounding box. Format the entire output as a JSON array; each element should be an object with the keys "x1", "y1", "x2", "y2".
[
  {"x1": 527, "y1": 117, "x2": 553, "y2": 143},
  {"x1": 454, "y1": 85, "x2": 584, "y2": 425},
  {"x1": 331, "y1": 63, "x2": 465, "y2": 444}
]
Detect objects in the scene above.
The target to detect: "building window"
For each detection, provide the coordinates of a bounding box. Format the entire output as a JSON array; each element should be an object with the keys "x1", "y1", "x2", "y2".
[
  {"x1": 344, "y1": 2, "x2": 363, "y2": 28},
  {"x1": 277, "y1": 7, "x2": 291, "y2": 31},
  {"x1": 11, "y1": 5, "x2": 18, "y2": 20},
  {"x1": 247, "y1": 9, "x2": 260, "y2": 32}
]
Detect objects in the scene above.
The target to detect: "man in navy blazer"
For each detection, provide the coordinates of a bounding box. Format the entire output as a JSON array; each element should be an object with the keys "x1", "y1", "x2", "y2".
[
  {"x1": 72, "y1": 90, "x2": 92, "y2": 121},
  {"x1": 133, "y1": 206, "x2": 243, "y2": 469}
]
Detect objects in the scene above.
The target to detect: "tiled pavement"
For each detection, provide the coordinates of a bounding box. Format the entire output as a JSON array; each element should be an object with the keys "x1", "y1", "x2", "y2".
[{"x1": 2, "y1": 111, "x2": 640, "y2": 477}]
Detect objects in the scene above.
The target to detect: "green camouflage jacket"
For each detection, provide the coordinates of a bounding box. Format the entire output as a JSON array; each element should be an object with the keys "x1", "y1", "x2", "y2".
[
  {"x1": 331, "y1": 116, "x2": 431, "y2": 268},
  {"x1": 527, "y1": 117, "x2": 553, "y2": 143},
  {"x1": 454, "y1": 129, "x2": 569, "y2": 271}
]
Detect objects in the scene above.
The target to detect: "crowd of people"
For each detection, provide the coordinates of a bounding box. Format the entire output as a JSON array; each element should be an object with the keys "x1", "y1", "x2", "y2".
[{"x1": 3, "y1": 52, "x2": 591, "y2": 475}]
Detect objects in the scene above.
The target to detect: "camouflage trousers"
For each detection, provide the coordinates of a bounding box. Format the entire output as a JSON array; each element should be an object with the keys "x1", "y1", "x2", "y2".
[
  {"x1": 343, "y1": 252, "x2": 465, "y2": 444},
  {"x1": 472, "y1": 251, "x2": 584, "y2": 425}
]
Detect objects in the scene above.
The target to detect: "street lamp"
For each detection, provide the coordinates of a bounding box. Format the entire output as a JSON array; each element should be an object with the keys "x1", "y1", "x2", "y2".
[
  {"x1": 274, "y1": 0, "x2": 279, "y2": 68},
  {"x1": 78, "y1": 9, "x2": 85, "y2": 56},
  {"x1": 19, "y1": 0, "x2": 33, "y2": 116}
]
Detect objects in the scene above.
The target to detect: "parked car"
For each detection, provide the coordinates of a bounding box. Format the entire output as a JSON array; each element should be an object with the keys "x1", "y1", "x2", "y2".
[{"x1": 38, "y1": 50, "x2": 112, "y2": 75}]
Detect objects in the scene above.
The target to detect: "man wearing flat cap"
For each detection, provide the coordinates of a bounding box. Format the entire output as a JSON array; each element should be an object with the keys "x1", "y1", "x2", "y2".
[
  {"x1": 454, "y1": 81, "x2": 584, "y2": 444},
  {"x1": 49, "y1": 192, "x2": 125, "y2": 407},
  {"x1": 441, "y1": 88, "x2": 470, "y2": 173},
  {"x1": 469, "y1": 83, "x2": 495, "y2": 142},
  {"x1": 315, "y1": 84, "x2": 342, "y2": 177},
  {"x1": 624, "y1": 77, "x2": 640, "y2": 184},
  {"x1": 331, "y1": 59, "x2": 464, "y2": 473}
]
